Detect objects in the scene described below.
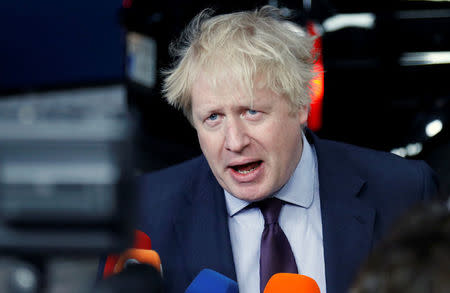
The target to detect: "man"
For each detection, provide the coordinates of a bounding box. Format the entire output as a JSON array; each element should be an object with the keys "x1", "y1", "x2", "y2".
[{"x1": 98, "y1": 6, "x2": 438, "y2": 293}]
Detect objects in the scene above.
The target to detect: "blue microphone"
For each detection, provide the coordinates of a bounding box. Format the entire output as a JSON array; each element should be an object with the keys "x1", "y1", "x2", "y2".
[{"x1": 185, "y1": 269, "x2": 239, "y2": 293}]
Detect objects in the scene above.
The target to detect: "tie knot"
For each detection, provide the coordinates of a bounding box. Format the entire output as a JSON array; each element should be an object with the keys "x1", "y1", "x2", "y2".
[{"x1": 256, "y1": 197, "x2": 283, "y2": 225}]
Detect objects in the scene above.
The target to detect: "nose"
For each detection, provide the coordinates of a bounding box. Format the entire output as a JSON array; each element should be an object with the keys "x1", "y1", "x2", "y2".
[{"x1": 224, "y1": 117, "x2": 250, "y2": 153}]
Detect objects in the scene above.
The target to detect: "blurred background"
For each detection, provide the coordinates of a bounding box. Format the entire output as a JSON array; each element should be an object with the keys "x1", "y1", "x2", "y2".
[{"x1": 0, "y1": 0, "x2": 449, "y2": 292}]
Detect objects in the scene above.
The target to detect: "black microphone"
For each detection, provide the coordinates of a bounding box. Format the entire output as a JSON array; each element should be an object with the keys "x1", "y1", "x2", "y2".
[{"x1": 94, "y1": 263, "x2": 163, "y2": 293}]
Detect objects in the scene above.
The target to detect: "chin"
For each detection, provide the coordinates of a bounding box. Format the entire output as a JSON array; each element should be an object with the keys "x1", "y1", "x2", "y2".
[{"x1": 231, "y1": 188, "x2": 271, "y2": 202}]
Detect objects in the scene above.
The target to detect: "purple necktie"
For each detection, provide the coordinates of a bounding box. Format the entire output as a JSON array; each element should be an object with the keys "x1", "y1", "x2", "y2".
[{"x1": 257, "y1": 197, "x2": 298, "y2": 292}]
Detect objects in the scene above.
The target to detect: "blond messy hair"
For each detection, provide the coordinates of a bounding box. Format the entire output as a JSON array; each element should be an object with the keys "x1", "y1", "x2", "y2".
[{"x1": 162, "y1": 5, "x2": 316, "y2": 122}]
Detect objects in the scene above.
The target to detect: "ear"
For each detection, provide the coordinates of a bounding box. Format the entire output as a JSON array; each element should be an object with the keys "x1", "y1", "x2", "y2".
[{"x1": 297, "y1": 105, "x2": 309, "y2": 126}]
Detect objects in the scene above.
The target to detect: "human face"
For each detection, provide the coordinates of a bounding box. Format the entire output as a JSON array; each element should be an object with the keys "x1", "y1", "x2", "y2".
[{"x1": 191, "y1": 73, "x2": 308, "y2": 202}]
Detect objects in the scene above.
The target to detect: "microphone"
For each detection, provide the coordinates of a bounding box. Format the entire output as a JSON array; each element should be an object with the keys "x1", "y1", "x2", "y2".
[
  {"x1": 103, "y1": 229, "x2": 152, "y2": 278},
  {"x1": 185, "y1": 269, "x2": 238, "y2": 293},
  {"x1": 95, "y1": 230, "x2": 163, "y2": 293},
  {"x1": 113, "y1": 248, "x2": 162, "y2": 275},
  {"x1": 263, "y1": 273, "x2": 320, "y2": 293},
  {"x1": 95, "y1": 264, "x2": 163, "y2": 293}
]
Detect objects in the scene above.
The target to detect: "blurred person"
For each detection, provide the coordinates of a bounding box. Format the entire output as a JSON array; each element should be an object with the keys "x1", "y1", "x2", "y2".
[
  {"x1": 98, "y1": 6, "x2": 439, "y2": 293},
  {"x1": 350, "y1": 200, "x2": 450, "y2": 293}
]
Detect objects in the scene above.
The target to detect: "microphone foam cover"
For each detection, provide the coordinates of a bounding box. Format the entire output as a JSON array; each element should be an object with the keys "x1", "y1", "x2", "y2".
[
  {"x1": 264, "y1": 273, "x2": 320, "y2": 293},
  {"x1": 133, "y1": 229, "x2": 152, "y2": 250},
  {"x1": 102, "y1": 229, "x2": 152, "y2": 278},
  {"x1": 114, "y1": 249, "x2": 162, "y2": 274},
  {"x1": 185, "y1": 269, "x2": 238, "y2": 293}
]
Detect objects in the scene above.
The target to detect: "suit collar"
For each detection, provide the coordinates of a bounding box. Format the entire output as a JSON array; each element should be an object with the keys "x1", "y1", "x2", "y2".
[{"x1": 306, "y1": 129, "x2": 376, "y2": 293}]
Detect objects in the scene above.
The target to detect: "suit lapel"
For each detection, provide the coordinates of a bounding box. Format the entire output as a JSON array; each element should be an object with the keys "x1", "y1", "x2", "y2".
[
  {"x1": 307, "y1": 131, "x2": 376, "y2": 293},
  {"x1": 173, "y1": 157, "x2": 237, "y2": 282}
]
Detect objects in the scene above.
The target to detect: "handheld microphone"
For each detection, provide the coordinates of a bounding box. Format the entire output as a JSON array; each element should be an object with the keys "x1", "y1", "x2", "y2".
[
  {"x1": 185, "y1": 269, "x2": 238, "y2": 293},
  {"x1": 263, "y1": 273, "x2": 320, "y2": 293},
  {"x1": 103, "y1": 229, "x2": 152, "y2": 278},
  {"x1": 113, "y1": 248, "x2": 162, "y2": 275},
  {"x1": 95, "y1": 230, "x2": 163, "y2": 293},
  {"x1": 95, "y1": 264, "x2": 163, "y2": 293}
]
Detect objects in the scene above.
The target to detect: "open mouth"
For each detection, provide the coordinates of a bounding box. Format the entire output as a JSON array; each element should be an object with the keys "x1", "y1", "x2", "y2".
[{"x1": 231, "y1": 161, "x2": 263, "y2": 174}]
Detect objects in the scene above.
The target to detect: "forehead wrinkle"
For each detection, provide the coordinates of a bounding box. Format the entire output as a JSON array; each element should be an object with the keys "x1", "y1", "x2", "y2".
[{"x1": 197, "y1": 97, "x2": 254, "y2": 114}]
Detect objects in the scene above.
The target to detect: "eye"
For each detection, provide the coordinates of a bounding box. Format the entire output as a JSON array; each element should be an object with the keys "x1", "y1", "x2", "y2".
[
  {"x1": 242, "y1": 109, "x2": 262, "y2": 121},
  {"x1": 207, "y1": 113, "x2": 218, "y2": 121},
  {"x1": 204, "y1": 113, "x2": 222, "y2": 127}
]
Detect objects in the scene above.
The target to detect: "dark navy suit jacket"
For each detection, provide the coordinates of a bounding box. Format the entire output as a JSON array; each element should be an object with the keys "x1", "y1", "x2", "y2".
[{"x1": 98, "y1": 131, "x2": 438, "y2": 293}]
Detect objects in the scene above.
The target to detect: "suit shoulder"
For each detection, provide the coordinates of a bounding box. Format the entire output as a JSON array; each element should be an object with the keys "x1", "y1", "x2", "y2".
[
  {"x1": 321, "y1": 138, "x2": 425, "y2": 171},
  {"x1": 319, "y1": 138, "x2": 438, "y2": 198},
  {"x1": 132, "y1": 156, "x2": 209, "y2": 227},
  {"x1": 136, "y1": 155, "x2": 208, "y2": 203}
]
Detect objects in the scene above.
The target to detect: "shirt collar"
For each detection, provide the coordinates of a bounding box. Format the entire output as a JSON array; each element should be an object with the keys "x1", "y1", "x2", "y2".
[{"x1": 224, "y1": 133, "x2": 316, "y2": 217}]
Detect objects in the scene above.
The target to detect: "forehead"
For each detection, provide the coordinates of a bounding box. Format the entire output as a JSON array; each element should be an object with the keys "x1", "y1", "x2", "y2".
[{"x1": 191, "y1": 71, "x2": 273, "y2": 109}]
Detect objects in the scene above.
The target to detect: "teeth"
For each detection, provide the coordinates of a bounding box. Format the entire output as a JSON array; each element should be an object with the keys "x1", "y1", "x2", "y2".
[{"x1": 237, "y1": 166, "x2": 258, "y2": 174}]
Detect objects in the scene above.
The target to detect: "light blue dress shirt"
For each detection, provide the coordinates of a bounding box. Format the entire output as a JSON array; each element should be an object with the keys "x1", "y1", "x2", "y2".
[{"x1": 224, "y1": 134, "x2": 326, "y2": 293}]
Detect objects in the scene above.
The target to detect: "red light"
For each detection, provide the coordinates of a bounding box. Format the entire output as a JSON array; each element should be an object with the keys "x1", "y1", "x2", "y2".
[
  {"x1": 306, "y1": 22, "x2": 324, "y2": 132},
  {"x1": 122, "y1": 0, "x2": 133, "y2": 8}
]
